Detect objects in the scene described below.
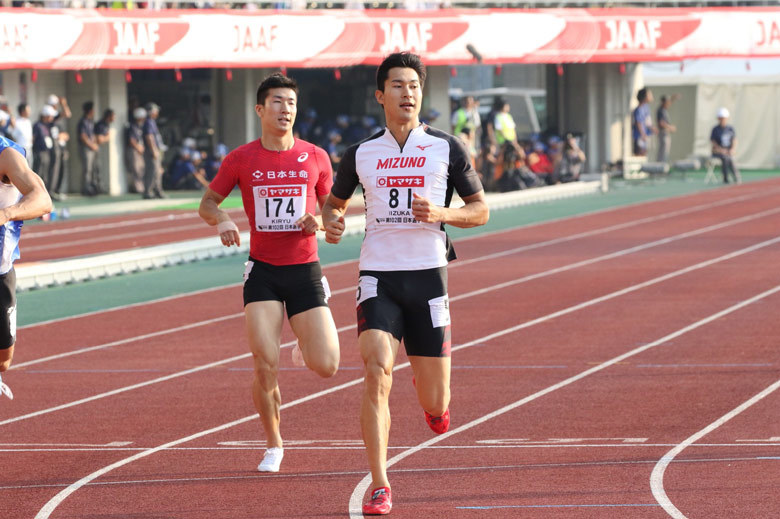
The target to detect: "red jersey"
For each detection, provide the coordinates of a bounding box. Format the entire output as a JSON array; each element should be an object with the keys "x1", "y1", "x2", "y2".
[{"x1": 209, "y1": 139, "x2": 333, "y2": 266}]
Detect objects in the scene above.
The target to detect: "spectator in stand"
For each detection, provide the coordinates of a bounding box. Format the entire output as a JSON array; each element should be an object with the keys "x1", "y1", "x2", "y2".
[
  {"x1": 493, "y1": 101, "x2": 517, "y2": 147},
  {"x1": 0, "y1": 97, "x2": 13, "y2": 139},
  {"x1": 167, "y1": 146, "x2": 209, "y2": 190},
  {"x1": 11, "y1": 104, "x2": 33, "y2": 168},
  {"x1": 0, "y1": 110, "x2": 11, "y2": 140},
  {"x1": 142, "y1": 102, "x2": 167, "y2": 199},
  {"x1": 451, "y1": 95, "x2": 480, "y2": 159},
  {"x1": 656, "y1": 94, "x2": 679, "y2": 164},
  {"x1": 476, "y1": 142, "x2": 497, "y2": 191},
  {"x1": 295, "y1": 108, "x2": 321, "y2": 144},
  {"x1": 494, "y1": 141, "x2": 539, "y2": 192},
  {"x1": 95, "y1": 108, "x2": 115, "y2": 146},
  {"x1": 527, "y1": 140, "x2": 554, "y2": 184},
  {"x1": 47, "y1": 95, "x2": 71, "y2": 200},
  {"x1": 125, "y1": 107, "x2": 146, "y2": 194},
  {"x1": 325, "y1": 130, "x2": 344, "y2": 168},
  {"x1": 632, "y1": 87, "x2": 654, "y2": 157},
  {"x1": 554, "y1": 133, "x2": 586, "y2": 183},
  {"x1": 710, "y1": 107, "x2": 741, "y2": 184},
  {"x1": 480, "y1": 98, "x2": 502, "y2": 151},
  {"x1": 77, "y1": 101, "x2": 100, "y2": 196},
  {"x1": 204, "y1": 143, "x2": 228, "y2": 182},
  {"x1": 32, "y1": 106, "x2": 56, "y2": 188}
]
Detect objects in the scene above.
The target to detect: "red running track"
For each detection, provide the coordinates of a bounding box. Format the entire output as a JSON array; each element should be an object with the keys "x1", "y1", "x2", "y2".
[{"x1": 2, "y1": 179, "x2": 780, "y2": 518}]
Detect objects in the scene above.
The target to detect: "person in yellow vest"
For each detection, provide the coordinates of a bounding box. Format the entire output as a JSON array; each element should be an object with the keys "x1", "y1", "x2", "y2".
[
  {"x1": 451, "y1": 95, "x2": 480, "y2": 156},
  {"x1": 493, "y1": 101, "x2": 516, "y2": 146}
]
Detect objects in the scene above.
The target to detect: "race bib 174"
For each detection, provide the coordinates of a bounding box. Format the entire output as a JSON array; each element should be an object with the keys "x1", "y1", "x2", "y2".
[{"x1": 253, "y1": 184, "x2": 307, "y2": 231}]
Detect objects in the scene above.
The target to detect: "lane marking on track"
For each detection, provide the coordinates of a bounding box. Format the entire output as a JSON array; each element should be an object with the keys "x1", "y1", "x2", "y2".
[
  {"x1": 7, "y1": 441, "x2": 780, "y2": 453},
  {"x1": 19, "y1": 184, "x2": 780, "y2": 330},
  {"x1": 650, "y1": 376, "x2": 780, "y2": 519},
  {"x1": 22, "y1": 222, "x2": 214, "y2": 252},
  {"x1": 15, "y1": 203, "x2": 780, "y2": 370},
  {"x1": 458, "y1": 504, "x2": 662, "y2": 509},
  {"x1": 347, "y1": 282, "x2": 780, "y2": 517},
  {"x1": 6, "y1": 217, "x2": 780, "y2": 426},
  {"x1": 9, "y1": 455, "x2": 777, "y2": 493},
  {"x1": 23, "y1": 208, "x2": 246, "y2": 239},
  {"x1": 8, "y1": 221, "x2": 780, "y2": 427},
  {"x1": 32, "y1": 243, "x2": 780, "y2": 518}
]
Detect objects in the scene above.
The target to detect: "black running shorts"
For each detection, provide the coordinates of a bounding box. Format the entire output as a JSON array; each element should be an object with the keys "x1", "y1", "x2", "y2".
[
  {"x1": 243, "y1": 258, "x2": 330, "y2": 319},
  {"x1": 0, "y1": 269, "x2": 17, "y2": 350},
  {"x1": 356, "y1": 267, "x2": 451, "y2": 358}
]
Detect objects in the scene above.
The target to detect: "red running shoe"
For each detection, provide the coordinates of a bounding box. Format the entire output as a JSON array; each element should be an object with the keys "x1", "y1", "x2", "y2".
[
  {"x1": 363, "y1": 487, "x2": 392, "y2": 515},
  {"x1": 424, "y1": 407, "x2": 450, "y2": 434}
]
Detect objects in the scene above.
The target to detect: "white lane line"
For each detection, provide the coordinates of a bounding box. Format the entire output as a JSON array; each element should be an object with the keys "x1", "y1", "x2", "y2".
[
  {"x1": 13, "y1": 284, "x2": 356, "y2": 370},
  {"x1": 650, "y1": 377, "x2": 780, "y2": 519},
  {"x1": 7, "y1": 225, "x2": 780, "y2": 425},
  {"x1": 12, "y1": 314, "x2": 242, "y2": 370},
  {"x1": 33, "y1": 375, "x2": 368, "y2": 519},
  {"x1": 23, "y1": 208, "x2": 246, "y2": 239},
  {"x1": 4, "y1": 442, "x2": 780, "y2": 453},
  {"x1": 32, "y1": 243, "x2": 780, "y2": 518},
  {"x1": 19, "y1": 184, "x2": 780, "y2": 330},
  {"x1": 16, "y1": 202, "x2": 780, "y2": 370},
  {"x1": 348, "y1": 282, "x2": 780, "y2": 517},
  {"x1": 22, "y1": 222, "x2": 213, "y2": 252},
  {"x1": 9, "y1": 455, "x2": 776, "y2": 493}
]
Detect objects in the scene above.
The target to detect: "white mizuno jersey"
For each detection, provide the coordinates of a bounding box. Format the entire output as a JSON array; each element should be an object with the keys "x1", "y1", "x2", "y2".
[{"x1": 332, "y1": 124, "x2": 482, "y2": 271}]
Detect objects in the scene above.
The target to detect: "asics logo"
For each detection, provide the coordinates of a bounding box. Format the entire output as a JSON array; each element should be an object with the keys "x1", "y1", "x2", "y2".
[{"x1": 297, "y1": 152, "x2": 308, "y2": 162}]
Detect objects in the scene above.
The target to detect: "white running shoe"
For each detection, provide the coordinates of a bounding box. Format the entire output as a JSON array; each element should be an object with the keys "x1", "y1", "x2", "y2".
[
  {"x1": 291, "y1": 342, "x2": 305, "y2": 367},
  {"x1": 257, "y1": 447, "x2": 284, "y2": 472},
  {"x1": 0, "y1": 374, "x2": 13, "y2": 400}
]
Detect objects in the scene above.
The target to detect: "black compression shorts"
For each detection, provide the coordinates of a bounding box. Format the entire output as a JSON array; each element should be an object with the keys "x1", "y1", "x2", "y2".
[
  {"x1": 243, "y1": 258, "x2": 330, "y2": 319},
  {"x1": 356, "y1": 267, "x2": 451, "y2": 358},
  {"x1": 0, "y1": 269, "x2": 17, "y2": 350}
]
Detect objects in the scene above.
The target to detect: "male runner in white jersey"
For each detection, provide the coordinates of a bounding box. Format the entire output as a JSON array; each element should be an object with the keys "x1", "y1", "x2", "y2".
[
  {"x1": 198, "y1": 73, "x2": 340, "y2": 473},
  {"x1": 322, "y1": 52, "x2": 489, "y2": 515},
  {"x1": 0, "y1": 136, "x2": 53, "y2": 399}
]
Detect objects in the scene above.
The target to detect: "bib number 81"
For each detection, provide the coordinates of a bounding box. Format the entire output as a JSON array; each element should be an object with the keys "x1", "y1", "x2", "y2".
[{"x1": 388, "y1": 188, "x2": 412, "y2": 209}]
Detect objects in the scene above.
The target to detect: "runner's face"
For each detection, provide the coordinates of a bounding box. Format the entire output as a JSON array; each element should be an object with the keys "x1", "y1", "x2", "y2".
[
  {"x1": 376, "y1": 67, "x2": 422, "y2": 126},
  {"x1": 257, "y1": 88, "x2": 297, "y2": 135}
]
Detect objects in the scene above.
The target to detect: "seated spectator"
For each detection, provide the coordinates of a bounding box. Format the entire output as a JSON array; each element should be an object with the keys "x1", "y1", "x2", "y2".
[
  {"x1": 165, "y1": 147, "x2": 208, "y2": 190},
  {"x1": 527, "y1": 141, "x2": 555, "y2": 184},
  {"x1": 494, "y1": 141, "x2": 540, "y2": 192},
  {"x1": 476, "y1": 142, "x2": 497, "y2": 191},
  {"x1": 204, "y1": 143, "x2": 228, "y2": 181},
  {"x1": 325, "y1": 130, "x2": 345, "y2": 168},
  {"x1": 554, "y1": 133, "x2": 586, "y2": 183}
]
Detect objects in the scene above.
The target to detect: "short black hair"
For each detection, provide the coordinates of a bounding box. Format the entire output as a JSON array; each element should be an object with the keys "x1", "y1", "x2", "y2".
[
  {"x1": 637, "y1": 87, "x2": 649, "y2": 103},
  {"x1": 17, "y1": 103, "x2": 28, "y2": 115},
  {"x1": 83, "y1": 101, "x2": 94, "y2": 113},
  {"x1": 376, "y1": 52, "x2": 426, "y2": 92},
  {"x1": 256, "y1": 73, "x2": 298, "y2": 106},
  {"x1": 103, "y1": 108, "x2": 115, "y2": 119}
]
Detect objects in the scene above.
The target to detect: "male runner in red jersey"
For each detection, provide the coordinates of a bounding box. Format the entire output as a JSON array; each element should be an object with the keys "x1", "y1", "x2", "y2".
[
  {"x1": 199, "y1": 73, "x2": 339, "y2": 473},
  {"x1": 322, "y1": 53, "x2": 489, "y2": 514}
]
